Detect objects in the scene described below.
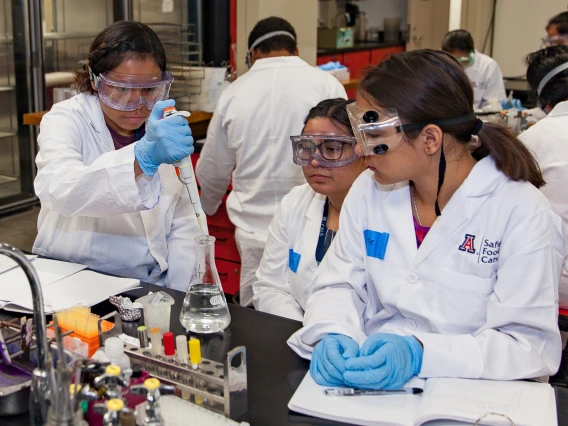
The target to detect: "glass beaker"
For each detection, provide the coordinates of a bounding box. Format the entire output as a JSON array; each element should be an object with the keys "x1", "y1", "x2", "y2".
[{"x1": 180, "y1": 236, "x2": 231, "y2": 333}]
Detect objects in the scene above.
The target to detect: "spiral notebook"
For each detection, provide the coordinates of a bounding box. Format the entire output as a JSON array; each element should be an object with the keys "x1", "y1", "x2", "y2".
[{"x1": 288, "y1": 373, "x2": 557, "y2": 426}]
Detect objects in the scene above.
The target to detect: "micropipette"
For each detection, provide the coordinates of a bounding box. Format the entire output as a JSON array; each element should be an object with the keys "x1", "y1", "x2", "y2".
[{"x1": 163, "y1": 106, "x2": 205, "y2": 235}]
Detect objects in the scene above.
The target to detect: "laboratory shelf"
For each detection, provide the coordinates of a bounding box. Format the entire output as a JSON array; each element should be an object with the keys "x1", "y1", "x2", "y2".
[
  {"x1": 0, "y1": 131, "x2": 16, "y2": 140},
  {"x1": 43, "y1": 31, "x2": 100, "y2": 40},
  {"x1": 0, "y1": 86, "x2": 15, "y2": 92},
  {"x1": 0, "y1": 37, "x2": 12, "y2": 44}
]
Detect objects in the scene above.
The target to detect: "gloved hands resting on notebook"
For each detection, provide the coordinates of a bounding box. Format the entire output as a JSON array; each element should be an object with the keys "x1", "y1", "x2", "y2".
[
  {"x1": 310, "y1": 334, "x2": 359, "y2": 387},
  {"x1": 343, "y1": 333, "x2": 423, "y2": 390}
]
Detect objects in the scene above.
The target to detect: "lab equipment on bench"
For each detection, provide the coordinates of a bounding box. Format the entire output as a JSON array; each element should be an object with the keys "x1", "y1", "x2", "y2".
[
  {"x1": 180, "y1": 235, "x2": 231, "y2": 333},
  {"x1": 163, "y1": 106, "x2": 206, "y2": 235},
  {"x1": 135, "y1": 292, "x2": 175, "y2": 335},
  {"x1": 122, "y1": 342, "x2": 248, "y2": 419},
  {"x1": 130, "y1": 378, "x2": 175, "y2": 426}
]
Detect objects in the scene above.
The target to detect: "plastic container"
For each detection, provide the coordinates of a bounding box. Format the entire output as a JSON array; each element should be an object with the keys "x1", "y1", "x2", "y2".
[
  {"x1": 104, "y1": 337, "x2": 131, "y2": 370},
  {"x1": 135, "y1": 291, "x2": 175, "y2": 335}
]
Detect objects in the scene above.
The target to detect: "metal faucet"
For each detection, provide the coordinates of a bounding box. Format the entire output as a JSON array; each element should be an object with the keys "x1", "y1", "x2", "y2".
[{"x1": 0, "y1": 243, "x2": 50, "y2": 424}]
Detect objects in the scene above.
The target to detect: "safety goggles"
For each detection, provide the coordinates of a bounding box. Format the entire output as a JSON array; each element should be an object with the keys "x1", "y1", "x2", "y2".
[
  {"x1": 541, "y1": 34, "x2": 568, "y2": 47},
  {"x1": 456, "y1": 51, "x2": 475, "y2": 68},
  {"x1": 89, "y1": 68, "x2": 173, "y2": 111},
  {"x1": 347, "y1": 103, "x2": 477, "y2": 157},
  {"x1": 346, "y1": 104, "x2": 407, "y2": 156},
  {"x1": 290, "y1": 134, "x2": 359, "y2": 167}
]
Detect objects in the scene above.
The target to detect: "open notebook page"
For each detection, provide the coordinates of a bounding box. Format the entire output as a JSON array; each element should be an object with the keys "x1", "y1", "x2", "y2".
[
  {"x1": 5, "y1": 270, "x2": 140, "y2": 313},
  {"x1": 0, "y1": 258, "x2": 86, "y2": 306},
  {"x1": 415, "y1": 378, "x2": 555, "y2": 426},
  {"x1": 288, "y1": 372, "x2": 423, "y2": 426}
]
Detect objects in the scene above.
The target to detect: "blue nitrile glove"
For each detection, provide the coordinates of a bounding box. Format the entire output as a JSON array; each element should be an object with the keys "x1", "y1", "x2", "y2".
[
  {"x1": 501, "y1": 98, "x2": 526, "y2": 111},
  {"x1": 343, "y1": 333, "x2": 423, "y2": 390},
  {"x1": 310, "y1": 334, "x2": 359, "y2": 387},
  {"x1": 134, "y1": 99, "x2": 194, "y2": 177}
]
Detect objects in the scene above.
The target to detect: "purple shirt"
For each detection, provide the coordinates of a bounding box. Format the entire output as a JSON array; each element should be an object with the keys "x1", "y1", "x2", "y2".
[
  {"x1": 413, "y1": 215, "x2": 431, "y2": 248},
  {"x1": 107, "y1": 123, "x2": 145, "y2": 150}
]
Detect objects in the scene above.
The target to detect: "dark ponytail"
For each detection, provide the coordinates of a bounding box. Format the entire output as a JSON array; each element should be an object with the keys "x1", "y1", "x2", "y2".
[
  {"x1": 474, "y1": 123, "x2": 544, "y2": 188},
  {"x1": 358, "y1": 49, "x2": 544, "y2": 188},
  {"x1": 75, "y1": 21, "x2": 167, "y2": 94}
]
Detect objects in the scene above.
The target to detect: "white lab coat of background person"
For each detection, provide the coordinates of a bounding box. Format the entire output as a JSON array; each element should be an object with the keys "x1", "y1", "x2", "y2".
[
  {"x1": 196, "y1": 56, "x2": 347, "y2": 306},
  {"x1": 288, "y1": 158, "x2": 564, "y2": 380},
  {"x1": 33, "y1": 93, "x2": 206, "y2": 291},
  {"x1": 253, "y1": 184, "x2": 326, "y2": 321},
  {"x1": 519, "y1": 100, "x2": 568, "y2": 309},
  {"x1": 466, "y1": 50, "x2": 506, "y2": 110}
]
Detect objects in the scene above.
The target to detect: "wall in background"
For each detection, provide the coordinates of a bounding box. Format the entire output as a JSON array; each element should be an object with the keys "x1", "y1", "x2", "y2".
[
  {"x1": 492, "y1": 0, "x2": 567, "y2": 77},
  {"x1": 236, "y1": 0, "x2": 318, "y2": 77}
]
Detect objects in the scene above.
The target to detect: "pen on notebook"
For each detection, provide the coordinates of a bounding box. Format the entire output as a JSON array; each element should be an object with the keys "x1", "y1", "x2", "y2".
[{"x1": 324, "y1": 387, "x2": 423, "y2": 396}]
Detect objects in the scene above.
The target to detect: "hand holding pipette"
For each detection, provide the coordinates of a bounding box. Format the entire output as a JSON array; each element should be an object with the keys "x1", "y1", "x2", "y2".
[{"x1": 163, "y1": 106, "x2": 206, "y2": 235}]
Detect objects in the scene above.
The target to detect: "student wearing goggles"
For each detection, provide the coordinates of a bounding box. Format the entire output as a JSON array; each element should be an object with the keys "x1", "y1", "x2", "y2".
[
  {"x1": 252, "y1": 99, "x2": 366, "y2": 321},
  {"x1": 33, "y1": 21, "x2": 202, "y2": 293},
  {"x1": 89, "y1": 68, "x2": 173, "y2": 112},
  {"x1": 545, "y1": 11, "x2": 568, "y2": 47},
  {"x1": 289, "y1": 50, "x2": 562, "y2": 392}
]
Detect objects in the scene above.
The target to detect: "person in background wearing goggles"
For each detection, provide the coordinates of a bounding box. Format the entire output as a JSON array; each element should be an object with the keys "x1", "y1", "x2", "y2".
[
  {"x1": 252, "y1": 99, "x2": 366, "y2": 321},
  {"x1": 519, "y1": 45, "x2": 568, "y2": 313},
  {"x1": 442, "y1": 29, "x2": 506, "y2": 110},
  {"x1": 288, "y1": 50, "x2": 564, "y2": 391},
  {"x1": 33, "y1": 21, "x2": 204, "y2": 292},
  {"x1": 543, "y1": 11, "x2": 568, "y2": 47}
]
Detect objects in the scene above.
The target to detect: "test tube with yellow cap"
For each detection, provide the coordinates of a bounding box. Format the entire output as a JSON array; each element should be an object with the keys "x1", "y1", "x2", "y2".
[{"x1": 189, "y1": 338, "x2": 205, "y2": 405}]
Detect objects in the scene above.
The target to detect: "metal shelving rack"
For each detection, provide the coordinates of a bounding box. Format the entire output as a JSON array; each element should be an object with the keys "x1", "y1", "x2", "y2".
[{"x1": 147, "y1": 23, "x2": 205, "y2": 111}]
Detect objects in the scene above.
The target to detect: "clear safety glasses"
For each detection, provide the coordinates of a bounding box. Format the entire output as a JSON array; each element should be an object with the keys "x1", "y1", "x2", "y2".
[
  {"x1": 456, "y1": 51, "x2": 475, "y2": 68},
  {"x1": 346, "y1": 103, "x2": 407, "y2": 157},
  {"x1": 290, "y1": 134, "x2": 359, "y2": 168},
  {"x1": 541, "y1": 34, "x2": 568, "y2": 47},
  {"x1": 90, "y1": 68, "x2": 173, "y2": 111}
]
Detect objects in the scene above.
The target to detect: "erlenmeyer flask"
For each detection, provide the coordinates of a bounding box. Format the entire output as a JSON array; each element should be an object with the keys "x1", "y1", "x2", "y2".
[{"x1": 180, "y1": 236, "x2": 231, "y2": 333}]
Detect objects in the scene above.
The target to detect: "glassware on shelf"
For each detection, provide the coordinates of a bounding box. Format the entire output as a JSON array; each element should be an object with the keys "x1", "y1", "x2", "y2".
[{"x1": 180, "y1": 236, "x2": 231, "y2": 333}]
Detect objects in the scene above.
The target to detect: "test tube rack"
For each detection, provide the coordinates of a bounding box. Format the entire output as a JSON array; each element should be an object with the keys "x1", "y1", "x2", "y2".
[{"x1": 122, "y1": 343, "x2": 247, "y2": 420}]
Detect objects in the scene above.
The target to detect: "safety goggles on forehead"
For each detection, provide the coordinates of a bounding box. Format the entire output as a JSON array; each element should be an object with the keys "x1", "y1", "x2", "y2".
[
  {"x1": 290, "y1": 134, "x2": 359, "y2": 168},
  {"x1": 347, "y1": 103, "x2": 477, "y2": 157},
  {"x1": 89, "y1": 67, "x2": 173, "y2": 111},
  {"x1": 456, "y1": 51, "x2": 475, "y2": 68},
  {"x1": 541, "y1": 34, "x2": 568, "y2": 47}
]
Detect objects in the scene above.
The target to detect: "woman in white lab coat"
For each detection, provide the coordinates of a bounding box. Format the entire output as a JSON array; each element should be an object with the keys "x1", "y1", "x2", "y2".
[
  {"x1": 520, "y1": 45, "x2": 568, "y2": 309},
  {"x1": 252, "y1": 99, "x2": 367, "y2": 321},
  {"x1": 33, "y1": 21, "x2": 204, "y2": 291},
  {"x1": 288, "y1": 50, "x2": 564, "y2": 389}
]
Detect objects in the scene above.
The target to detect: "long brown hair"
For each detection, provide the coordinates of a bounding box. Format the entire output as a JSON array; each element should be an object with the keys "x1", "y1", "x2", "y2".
[{"x1": 359, "y1": 49, "x2": 544, "y2": 188}]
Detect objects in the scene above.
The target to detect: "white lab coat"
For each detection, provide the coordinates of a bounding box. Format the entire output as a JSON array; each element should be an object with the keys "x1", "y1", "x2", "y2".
[
  {"x1": 288, "y1": 159, "x2": 564, "y2": 380},
  {"x1": 33, "y1": 93, "x2": 206, "y2": 291},
  {"x1": 466, "y1": 50, "x2": 506, "y2": 109},
  {"x1": 253, "y1": 184, "x2": 326, "y2": 321},
  {"x1": 519, "y1": 101, "x2": 568, "y2": 308},
  {"x1": 196, "y1": 56, "x2": 347, "y2": 306}
]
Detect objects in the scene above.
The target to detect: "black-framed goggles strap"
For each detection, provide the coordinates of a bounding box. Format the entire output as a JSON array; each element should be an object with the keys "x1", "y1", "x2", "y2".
[{"x1": 396, "y1": 112, "x2": 476, "y2": 134}]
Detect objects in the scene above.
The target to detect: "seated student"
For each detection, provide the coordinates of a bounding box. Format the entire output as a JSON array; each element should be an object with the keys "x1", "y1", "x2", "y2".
[
  {"x1": 520, "y1": 45, "x2": 568, "y2": 309},
  {"x1": 442, "y1": 29, "x2": 506, "y2": 110},
  {"x1": 252, "y1": 99, "x2": 367, "y2": 321},
  {"x1": 288, "y1": 50, "x2": 564, "y2": 389},
  {"x1": 544, "y1": 11, "x2": 568, "y2": 46},
  {"x1": 33, "y1": 21, "x2": 204, "y2": 291}
]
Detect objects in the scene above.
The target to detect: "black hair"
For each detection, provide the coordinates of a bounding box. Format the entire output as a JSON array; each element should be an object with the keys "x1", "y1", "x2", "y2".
[
  {"x1": 441, "y1": 29, "x2": 474, "y2": 53},
  {"x1": 525, "y1": 45, "x2": 568, "y2": 108},
  {"x1": 75, "y1": 21, "x2": 167, "y2": 94},
  {"x1": 302, "y1": 98, "x2": 354, "y2": 134},
  {"x1": 247, "y1": 17, "x2": 297, "y2": 54},
  {"x1": 547, "y1": 11, "x2": 568, "y2": 34},
  {"x1": 359, "y1": 49, "x2": 544, "y2": 188}
]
